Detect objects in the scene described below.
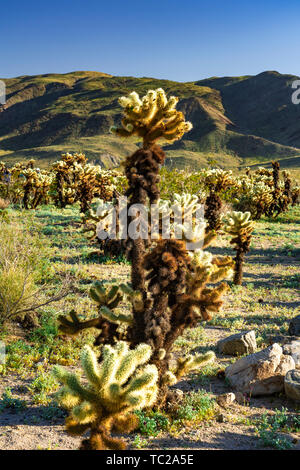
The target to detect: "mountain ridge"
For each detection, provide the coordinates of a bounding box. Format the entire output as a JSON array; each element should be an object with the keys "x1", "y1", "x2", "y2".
[{"x1": 0, "y1": 70, "x2": 300, "y2": 169}]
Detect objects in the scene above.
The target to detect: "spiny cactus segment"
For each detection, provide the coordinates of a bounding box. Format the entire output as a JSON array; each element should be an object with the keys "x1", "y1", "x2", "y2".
[
  {"x1": 110, "y1": 88, "x2": 192, "y2": 146},
  {"x1": 53, "y1": 342, "x2": 158, "y2": 450}
]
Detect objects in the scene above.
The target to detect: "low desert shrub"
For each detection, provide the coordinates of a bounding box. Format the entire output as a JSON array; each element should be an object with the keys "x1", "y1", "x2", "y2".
[{"x1": 0, "y1": 219, "x2": 67, "y2": 326}]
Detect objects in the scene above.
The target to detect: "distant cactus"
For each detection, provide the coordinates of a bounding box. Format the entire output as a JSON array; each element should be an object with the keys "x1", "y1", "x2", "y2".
[
  {"x1": 223, "y1": 211, "x2": 254, "y2": 285},
  {"x1": 53, "y1": 342, "x2": 158, "y2": 450},
  {"x1": 51, "y1": 153, "x2": 116, "y2": 212},
  {"x1": 203, "y1": 169, "x2": 236, "y2": 232}
]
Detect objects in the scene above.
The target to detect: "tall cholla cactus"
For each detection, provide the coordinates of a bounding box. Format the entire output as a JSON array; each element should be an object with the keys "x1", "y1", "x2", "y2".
[
  {"x1": 223, "y1": 211, "x2": 254, "y2": 285},
  {"x1": 53, "y1": 342, "x2": 158, "y2": 450},
  {"x1": 58, "y1": 89, "x2": 232, "y2": 411},
  {"x1": 110, "y1": 88, "x2": 192, "y2": 147}
]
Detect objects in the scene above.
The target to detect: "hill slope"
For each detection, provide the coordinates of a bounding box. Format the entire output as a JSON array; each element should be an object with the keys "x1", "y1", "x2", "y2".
[{"x1": 1, "y1": 70, "x2": 300, "y2": 169}]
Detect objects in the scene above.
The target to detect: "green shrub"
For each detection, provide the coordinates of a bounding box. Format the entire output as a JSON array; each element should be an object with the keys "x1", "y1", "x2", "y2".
[
  {"x1": 176, "y1": 390, "x2": 216, "y2": 422},
  {"x1": 135, "y1": 410, "x2": 170, "y2": 437},
  {"x1": 254, "y1": 408, "x2": 299, "y2": 450},
  {"x1": 0, "y1": 388, "x2": 27, "y2": 412}
]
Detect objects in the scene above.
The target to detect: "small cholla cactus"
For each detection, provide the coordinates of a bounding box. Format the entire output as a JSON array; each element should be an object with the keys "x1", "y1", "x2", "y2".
[
  {"x1": 223, "y1": 211, "x2": 254, "y2": 285},
  {"x1": 81, "y1": 197, "x2": 126, "y2": 258},
  {"x1": 53, "y1": 342, "x2": 158, "y2": 450},
  {"x1": 164, "y1": 350, "x2": 215, "y2": 384}
]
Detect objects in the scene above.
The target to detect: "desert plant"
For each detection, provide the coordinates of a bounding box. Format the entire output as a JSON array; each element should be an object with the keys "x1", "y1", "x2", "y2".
[
  {"x1": 233, "y1": 164, "x2": 299, "y2": 219},
  {"x1": 223, "y1": 211, "x2": 254, "y2": 285},
  {"x1": 59, "y1": 88, "x2": 233, "y2": 411},
  {"x1": 203, "y1": 169, "x2": 235, "y2": 232},
  {"x1": 0, "y1": 221, "x2": 69, "y2": 326},
  {"x1": 21, "y1": 168, "x2": 52, "y2": 209},
  {"x1": 51, "y1": 153, "x2": 116, "y2": 212},
  {"x1": 53, "y1": 342, "x2": 158, "y2": 450}
]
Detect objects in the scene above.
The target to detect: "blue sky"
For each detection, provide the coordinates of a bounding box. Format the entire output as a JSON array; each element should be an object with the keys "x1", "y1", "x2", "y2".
[{"x1": 1, "y1": 0, "x2": 300, "y2": 81}]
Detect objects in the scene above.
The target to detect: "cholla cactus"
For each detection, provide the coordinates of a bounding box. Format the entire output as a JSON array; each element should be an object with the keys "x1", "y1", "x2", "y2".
[
  {"x1": 203, "y1": 169, "x2": 236, "y2": 232},
  {"x1": 203, "y1": 168, "x2": 235, "y2": 193},
  {"x1": 58, "y1": 281, "x2": 141, "y2": 345},
  {"x1": 223, "y1": 211, "x2": 254, "y2": 285},
  {"x1": 53, "y1": 342, "x2": 158, "y2": 450},
  {"x1": 291, "y1": 184, "x2": 300, "y2": 206},
  {"x1": 111, "y1": 88, "x2": 192, "y2": 147},
  {"x1": 52, "y1": 153, "x2": 115, "y2": 212},
  {"x1": 165, "y1": 350, "x2": 215, "y2": 384},
  {"x1": 58, "y1": 89, "x2": 232, "y2": 413},
  {"x1": 233, "y1": 175, "x2": 273, "y2": 219},
  {"x1": 21, "y1": 168, "x2": 52, "y2": 209}
]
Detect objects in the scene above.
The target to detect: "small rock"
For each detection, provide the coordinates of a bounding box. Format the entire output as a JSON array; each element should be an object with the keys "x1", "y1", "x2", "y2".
[
  {"x1": 284, "y1": 369, "x2": 300, "y2": 402},
  {"x1": 216, "y1": 413, "x2": 226, "y2": 423},
  {"x1": 289, "y1": 315, "x2": 300, "y2": 337},
  {"x1": 225, "y1": 343, "x2": 295, "y2": 396},
  {"x1": 216, "y1": 392, "x2": 235, "y2": 408},
  {"x1": 282, "y1": 341, "x2": 300, "y2": 369},
  {"x1": 217, "y1": 330, "x2": 256, "y2": 356}
]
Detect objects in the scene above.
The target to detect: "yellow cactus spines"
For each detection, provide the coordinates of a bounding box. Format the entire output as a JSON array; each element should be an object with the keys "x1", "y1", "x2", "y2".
[
  {"x1": 223, "y1": 210, "x2": 254, "y2": 285},
  {"x1": 53, "y1": 342, "x2": 158, "y2": 450},
  {"x1": 172, "y1": 351, "x2": 215, "y2": 381},
  {"x1": 111, "y1": 88, "x2": 192, "y2": 147},
  {"x1": 223, "y1": 210, "x2": 253, "y2": 236},
  {"x1": 181, "y1": 235, "x2": 233, "y2": 322},
  {"x1": 21, "y1": 168, "x2": 53, "y2": 209}
]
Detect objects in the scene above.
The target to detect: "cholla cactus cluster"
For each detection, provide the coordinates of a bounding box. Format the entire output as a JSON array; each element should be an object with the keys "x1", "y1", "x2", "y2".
[
  {"x1": 232, "y1": 163, "x2": 299, "y2": 219},
  {"x1": 203, "y1": 168, "x2": 235, "y2": 193},
  {"x1": 51, "y1": 153, "x2": 116, "y2": 212},
  {"x1": 233, "y1": 175, "x2": 274, "y2": 219},
  {"x1": 0, "y1": 154, "x2": 122, "y2": 211},
  {"x1": 53, "y1": 342, "x2": 158, "y2": 450},
  {"x1": 111, "y1": 88, "x2": 193, "y2": 147},
  {"x1": 223, "y1": 211, "x2": 254, "y2": 285}
]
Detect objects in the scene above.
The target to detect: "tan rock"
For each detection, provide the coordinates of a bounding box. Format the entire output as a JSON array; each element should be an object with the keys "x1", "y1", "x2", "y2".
[
  {"x1": 216, "y1": 392, "x2": 236, "y2": 408},
  {"x1": 284, "y1": 369, "x2": 300, "y2": 402},
  {"x1": 225, "y1": 343, "x2": 295, "y2": 396},
  {"x1": 217, "y1": 330, "x2": 256, "y2": 356}
]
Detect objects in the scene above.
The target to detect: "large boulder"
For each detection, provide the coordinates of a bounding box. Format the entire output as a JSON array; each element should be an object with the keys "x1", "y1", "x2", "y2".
[
  {"x1": 288, "y1": 315, "x2": 300, "y2": 337},
  {"x1": 284, "y1": 370, "x2": 300, "y2": 402},
  {"x1": 225, "y1": 343, "x2": 295, "y2": 396},
  {"x1": 217, "y1": 330, "x2": 256, "y2": 356}
]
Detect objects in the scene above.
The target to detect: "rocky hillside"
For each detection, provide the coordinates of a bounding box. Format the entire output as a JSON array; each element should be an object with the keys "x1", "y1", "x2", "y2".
[{"x1": 1, "y1": 70, "x2": 300, "y2": 169}]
